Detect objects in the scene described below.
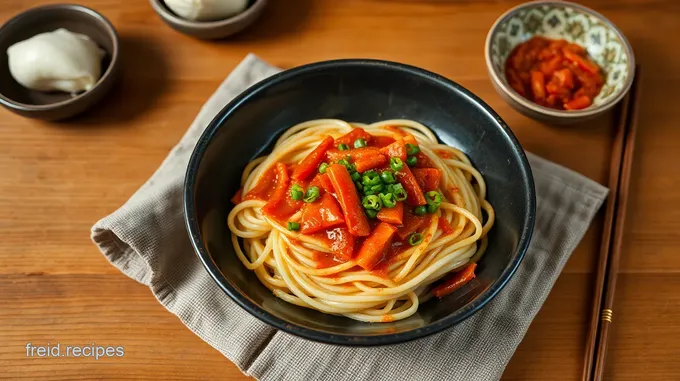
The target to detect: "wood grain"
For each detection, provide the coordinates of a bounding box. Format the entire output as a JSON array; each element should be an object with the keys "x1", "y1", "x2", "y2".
[{"x1": 1, "y1": 0, "x2": 679, "y2": 379}]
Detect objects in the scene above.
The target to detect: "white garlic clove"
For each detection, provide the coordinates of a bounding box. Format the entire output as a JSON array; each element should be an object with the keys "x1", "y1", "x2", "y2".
[
  {"x1": 164, "y1": 0, "x2": 249, "y2": 22},
  {"x1": 7, "y1": 28, "x2": 105, "y2": 94}
]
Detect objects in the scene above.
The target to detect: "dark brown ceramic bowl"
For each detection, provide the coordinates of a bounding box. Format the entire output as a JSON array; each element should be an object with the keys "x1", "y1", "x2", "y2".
[
  {"x1": 0, "y1": 4, "x2": 119, "y2": 121},
  {"x1": 184, "y1": 59, "x2": 536, "y2": 346},
  {"x1": 150, "y1": 0, "x2": 268, "y2": 40}
]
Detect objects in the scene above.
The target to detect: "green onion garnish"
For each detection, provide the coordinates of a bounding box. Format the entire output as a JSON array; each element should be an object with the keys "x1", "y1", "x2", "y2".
[
  {"x1": 362, "y1": 195, "x2": 382, "y2": 211},
  {"x1": 362, "y1": 171, "x2": 381, "y2": 186},
  {"x1": 287, "y1": 221, "x2": 300, "y2": 231},
  {"x1": 365, "y1": 209, "x2": 378, "y2": 219},
  {"x1": 392, "y1": 184, "x2": 408, "y2": 201},
  {"x1": 318, "y1": 162, "x2": 329, "y2": 174},
  {"x1": 379, "y1": 192, "x2": 396, "y2": 208},
  {"x1": 390, "y1": 157, "x2": 404, "y2": 171},
  {"x1": 406, "y1": 156, "x2": 418, "y2": 167},
  {"x1": 353, "y1": 138, "x2": 367, "y2": 148},
  {"x1": 408, "y1": 232, "x2": 423, "y2": 246},
  {"x1": 290, "y1": 184, "x2": 304, "y2": 201},
  {"x1": 338, "y1": 143, "x2": 349, "y2": 151},
  {"x1": 380, "y1": 170, "x2": 396, "y2": 184},
  {"x1": 303, "y1": 186, "x2": 320, "y2": 203},
  {"x1": 351, "y1": 171, "x2": 361, "y2": 182},
  {"x1": 426, "y1": 191, "x2": 442, "y2": 213},
  {"x1": 370, "y1": 184, "x2": 384, "y2": 194},
  {"x1": 337, "y1": 158, "x2": 355, "y2": 173},
  {"x1": 406, "y1": 143, "x2": 420, "y2": 156},
  {"x1": 413, "y1": 205, "x2": 427, "y2": 216}
]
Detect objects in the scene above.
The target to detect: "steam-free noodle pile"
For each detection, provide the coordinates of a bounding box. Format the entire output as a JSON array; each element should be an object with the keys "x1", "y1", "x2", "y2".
[{"x1": 228, "y1": 119, "x2": 495, "y2": 322}]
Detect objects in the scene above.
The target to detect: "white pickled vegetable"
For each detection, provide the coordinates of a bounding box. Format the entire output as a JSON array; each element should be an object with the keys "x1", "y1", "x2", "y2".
[
  {"x1": 164, "y1": 0, "x2": 249, "y2": 22},
  {"x1": 7, "y1": 28, "x2": 105, "y2": 94}
]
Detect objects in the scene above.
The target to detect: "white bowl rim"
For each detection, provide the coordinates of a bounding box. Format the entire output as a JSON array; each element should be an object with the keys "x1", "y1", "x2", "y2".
[{"x1": 484, "y1": 0, "x2": 636, "y2": 118}]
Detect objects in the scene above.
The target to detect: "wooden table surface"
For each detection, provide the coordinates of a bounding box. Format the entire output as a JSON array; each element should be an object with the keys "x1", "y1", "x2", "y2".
[{"x1": 2, "y1": 0, "x2": 679, "y2": 379}]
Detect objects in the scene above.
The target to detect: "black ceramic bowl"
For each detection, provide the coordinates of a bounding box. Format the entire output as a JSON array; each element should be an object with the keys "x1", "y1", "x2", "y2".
[{"x1": 184, "y1": 59, "x2": 536, "y2": 346}]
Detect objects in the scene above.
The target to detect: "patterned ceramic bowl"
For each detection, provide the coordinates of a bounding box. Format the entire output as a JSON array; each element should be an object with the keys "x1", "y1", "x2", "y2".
[{"x1": 485, "y1": 1, "x2": 635, "y2": 123}]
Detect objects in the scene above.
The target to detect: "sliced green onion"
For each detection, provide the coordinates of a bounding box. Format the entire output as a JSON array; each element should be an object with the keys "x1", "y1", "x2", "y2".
[
  {"x1": 406, "y1": 156, "x2": 418, "y2": 167},
  {"x1": 426, "y1": 191, "x2": 442, "y2": 205},
  {"x1": 303, "y1": 186, "x2": 320, "y2": 203},
  {"x1": 364, "y1": 187, "x2": 378, "y2": 196},
  {"x1": 362, "y1": 171, "x2": 381, "y2": 186},
  {"x1": 406, "y1": 143, "x2": 420, "y2": 156},
  {"x1": 426, "y1": 191, "x2": 442, "y2": 213},
  {"x1": 287, "y1": 221, "x2": 300, "y2": 231},
  {"x1": 408, "y1": 232, "x2": 423, "y2": 246},
  {"x1": 365, "y1": 209, "x2": 378, "y2": 219},
  {"x1": 392, "y1": 184, "x2": 408, "y2": 201},
  {"x1": 318, "y1": 162, "x2": 329, "y2": 174},
  {"x1": 380, "y1": 170, "x2": 396, "y2": 184},
  {"x1": 413, "y1": 205, "x2": 427, "y2": 216},
  {"x1": 290, "y1": 184, "x2": 304, "y2": 200},
  {"x1": 337, "y1": 158, "x2": 355, "y2": 173},
  {"x1": 370, "y1": 184, "x2": 384, "y2": 193},
  {"x1": 353, "y1": 138, "x2": 367, "y2": 148},
  {"x1": 379, "y1": 192, "x2": 396, "y2": 208},
  {"x1": 355, "y1": 182, "x2": 364, "y2": 192},
  {"x1": 338, "y1": 144, "x2": 349, "y2": 151},
  {"x1": 390, "y1": 157, "x2": 404, "y2": 171},
  {"x1": 351, "y1": 171, "x2": 361, "y2": 182},
  {"x1": 362, "y1": 195, "x2": 382, "y2": 211}
]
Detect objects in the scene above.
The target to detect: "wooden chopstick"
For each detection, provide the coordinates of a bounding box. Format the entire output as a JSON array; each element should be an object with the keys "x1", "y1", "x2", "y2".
[
  {"x1": 581, "y1": 73, "x2": 631, "y2": 381},
  {"x1": 582, "y1": 65, "x2": 641, "y2": 381}
]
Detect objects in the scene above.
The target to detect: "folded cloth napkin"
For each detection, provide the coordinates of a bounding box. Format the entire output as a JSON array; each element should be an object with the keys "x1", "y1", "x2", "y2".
[{"x1": 91, "y1": 54, "x2": 608, "y2": 381}]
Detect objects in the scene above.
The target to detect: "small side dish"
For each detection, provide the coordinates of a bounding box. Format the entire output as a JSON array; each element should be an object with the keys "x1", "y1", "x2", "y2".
[
  {"x1": 150, "y1": 0, "x2": 267, "y2": 40},
  {"x1": 7, "y1": 28, "x2": 105, "y2": 94},
  {"x1": 486, "y1": 1, "x2": 635, "y2": 122},
  {"x1": 505, "y1": 37, "x2": 604, "y2": 110},
  {"x1": 163, "y1": 0, "x2": 249, "y2": 21}
]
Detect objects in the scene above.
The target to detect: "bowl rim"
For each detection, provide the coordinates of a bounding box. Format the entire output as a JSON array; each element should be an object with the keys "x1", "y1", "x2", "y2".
[
  {"x1": 484, "y1": 0, "x2": 636, "y2": 118},
  {"x1": 0, "y1": 3, "x2": 120, "y2": 111},
  {"x1": 149, "y1": 0, "x2": 267, "y2": 29},
  {"x1": 183, "y1": 59, "x2": 537, "y2": 346}
]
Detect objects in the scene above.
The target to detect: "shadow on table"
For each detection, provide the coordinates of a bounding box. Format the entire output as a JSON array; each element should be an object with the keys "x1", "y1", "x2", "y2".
[
  {"x1": 226, "y1": 0, "x2": 314, "y2": 43},
  {"x1": 63, "y1": 33, "x2": 170, "y2": 127}
]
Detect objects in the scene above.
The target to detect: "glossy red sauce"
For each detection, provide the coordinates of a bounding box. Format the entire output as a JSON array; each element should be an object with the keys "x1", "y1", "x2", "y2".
[
  {"x1": 372, "y1": 135, "x2": 396, "y2": 148},
  {"x1": 371, "y1": 238, "x2": 410, "y2": 277},
  {"x1": 381, "y1": 125, "x2": 402, "y2": 136},
  {"x1": 438, "y1": 217, "x2": 455, "y2": 236},
  {"x1": 231, "y1": 188, "x2": 243, "y2": 204},
  {"x1": 312, "y1": 250, "x2": 348, "y2": 269},
  {"x1": 310, "y1": 227, "x2": 355, "y2": 261},
  {"x1": 243, "y1": 165, "x2": 279, "y2": 201},
  {"x1": 413, "y1": 152, "x2": 435, "y2": 168},
  {"x1": 434, "y1": 149, "x2": 455, "y2": 159}
]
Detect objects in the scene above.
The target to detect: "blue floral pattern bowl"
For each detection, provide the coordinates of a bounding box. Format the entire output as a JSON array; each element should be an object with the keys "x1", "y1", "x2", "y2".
[{"x1": 485, "y1": 1, "x2": 635, "y2": 123}]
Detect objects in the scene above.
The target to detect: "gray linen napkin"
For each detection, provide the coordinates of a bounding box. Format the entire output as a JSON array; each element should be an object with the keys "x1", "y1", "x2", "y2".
[{"x1": 92, "y1": 54, "x2": 608, "y2": 381}]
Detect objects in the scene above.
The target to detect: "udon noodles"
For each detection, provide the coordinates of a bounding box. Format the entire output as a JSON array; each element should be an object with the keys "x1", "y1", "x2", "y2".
[{"x1": 228, "y1": 119, "x2": 494, "y2": 322}]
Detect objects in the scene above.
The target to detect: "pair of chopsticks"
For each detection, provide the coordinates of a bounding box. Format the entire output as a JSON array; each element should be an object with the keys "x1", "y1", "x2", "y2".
[{"x1": 582, "y1": 66, "x2": 641, "y2": 381}]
